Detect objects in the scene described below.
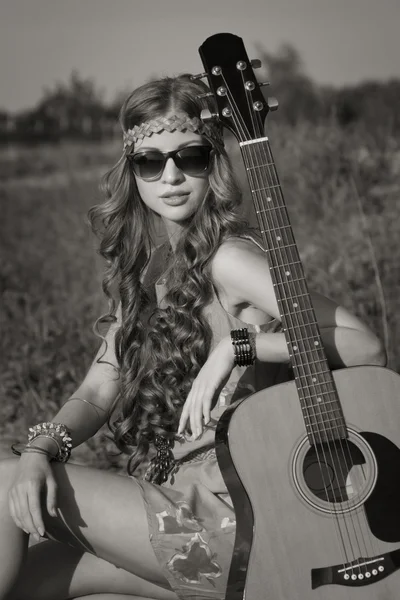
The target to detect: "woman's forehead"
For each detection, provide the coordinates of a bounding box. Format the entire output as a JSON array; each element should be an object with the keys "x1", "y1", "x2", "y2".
[{"x1": 134, "y1": 129, "x2": 206, "y2": 152}]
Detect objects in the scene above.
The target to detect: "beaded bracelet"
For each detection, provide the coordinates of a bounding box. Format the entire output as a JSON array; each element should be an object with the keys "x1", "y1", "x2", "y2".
[
  {"x1": 22, "y1": 446, "x2": 55, "y2": 460},
  {"x1": 27, "y1": 422, "x2": 72, "y2": 463},
  {"x1": 230, "y1": 328, "x2": 256, "y2": 366}
]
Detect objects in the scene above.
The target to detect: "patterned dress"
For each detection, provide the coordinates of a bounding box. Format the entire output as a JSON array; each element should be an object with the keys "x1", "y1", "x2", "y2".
[{"x1": 133, "y1": 236, "x2": 291, "y2": 600}]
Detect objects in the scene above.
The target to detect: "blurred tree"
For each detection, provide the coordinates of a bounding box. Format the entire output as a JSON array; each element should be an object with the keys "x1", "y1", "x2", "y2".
[
  {"x1": 334, "y1": 79, "x2": 400, "y2": 134},
  {"x1": 35, "y1": 70, "x2": 106, "y2": 134},
  {"x1": 254, "y1": 43, "x2": 323, "y2": 125}
]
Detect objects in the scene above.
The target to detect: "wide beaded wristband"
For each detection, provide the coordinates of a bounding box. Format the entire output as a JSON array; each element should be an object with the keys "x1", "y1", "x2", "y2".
[
  {"x1": 230, "y1": 328, "x2": 256, "y2": 366},
  {"x1": 28, "y1": 422, "x2": 72, "y2": 463}
]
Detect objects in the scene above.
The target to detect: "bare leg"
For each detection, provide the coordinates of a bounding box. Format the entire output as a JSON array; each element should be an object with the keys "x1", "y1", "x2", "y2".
[
  {"x1": 0, "y1": 460, "x2": 28, "y2": 597},
  {"x1": 0, "y1": 459, "x2": 178, "y2": 600},
  {"x1": 73, "y1": 597, "x2": 148, "y2": 600},
  {"x1": 74, "y1": 596, "x2": 150, "y2": 599}
]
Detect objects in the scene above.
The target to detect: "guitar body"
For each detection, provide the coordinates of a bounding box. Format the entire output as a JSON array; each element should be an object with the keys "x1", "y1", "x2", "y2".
[{"x1": 216, "y1": 365, "x2": 400, "y2": 599}]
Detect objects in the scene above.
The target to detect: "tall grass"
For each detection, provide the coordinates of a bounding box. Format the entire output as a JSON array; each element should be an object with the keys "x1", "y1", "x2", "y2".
[{"x1": 1, "y1": 123, "x2": 399, "y2": 468}]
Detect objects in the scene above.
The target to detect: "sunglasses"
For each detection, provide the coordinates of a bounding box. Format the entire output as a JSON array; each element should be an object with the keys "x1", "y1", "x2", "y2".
[{"x1": 127, "y1": 145, "x2": 213, "y2": 181}]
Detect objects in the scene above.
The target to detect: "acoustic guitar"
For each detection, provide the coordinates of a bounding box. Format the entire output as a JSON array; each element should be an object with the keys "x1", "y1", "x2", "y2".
[{"x1": 196, "y1": 32, "x2": 400, "y2": 600}]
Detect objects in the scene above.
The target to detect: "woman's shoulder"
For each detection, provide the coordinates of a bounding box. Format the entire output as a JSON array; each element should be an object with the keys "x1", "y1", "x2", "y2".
[
  {"x1": 210, "y1": 231, "x2": 269, "y2": 297},
  {"x1": 212, "y1": 231, "x2": 267, "y2": 270}
]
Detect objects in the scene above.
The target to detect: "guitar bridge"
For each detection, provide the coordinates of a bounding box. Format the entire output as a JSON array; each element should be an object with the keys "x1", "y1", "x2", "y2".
[{"x1": 312, "y1": 548, "x2": 400, "y2": 588}]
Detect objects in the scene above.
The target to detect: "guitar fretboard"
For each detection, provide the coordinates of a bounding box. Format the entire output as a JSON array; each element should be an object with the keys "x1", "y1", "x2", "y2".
[{"x1": 240, "y1": 139, "x2": 346, "y2": 443}]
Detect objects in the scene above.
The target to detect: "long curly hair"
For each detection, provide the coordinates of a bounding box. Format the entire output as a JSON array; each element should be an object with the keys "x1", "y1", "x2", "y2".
[{"x1": 88, "y1": 74, "x2": 251, "y2": 475}]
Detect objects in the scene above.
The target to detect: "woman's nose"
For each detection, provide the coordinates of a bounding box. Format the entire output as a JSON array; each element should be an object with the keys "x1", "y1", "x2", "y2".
[{"x1": 161, "y1": 157, "x2": 185, "y2": 183}]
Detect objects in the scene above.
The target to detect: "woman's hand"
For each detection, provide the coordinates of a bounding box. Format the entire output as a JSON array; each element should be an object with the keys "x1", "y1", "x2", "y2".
[
  {"x1": 8, "y1": 454, "x2": 58, "y2": 541},
  {"x1": 178, "y1": 335, "x2": 235, "y2": 440}
]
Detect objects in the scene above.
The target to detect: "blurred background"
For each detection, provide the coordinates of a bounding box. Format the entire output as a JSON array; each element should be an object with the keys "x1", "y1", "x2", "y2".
[{"x1": 1, "y1": 0, "x2": 399, "y2": 466}]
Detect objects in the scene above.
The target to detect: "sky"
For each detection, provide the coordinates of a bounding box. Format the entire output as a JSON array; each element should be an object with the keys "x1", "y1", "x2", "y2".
[{"x1": 1, "y1": 0, "x2": 399, "y2": 113}]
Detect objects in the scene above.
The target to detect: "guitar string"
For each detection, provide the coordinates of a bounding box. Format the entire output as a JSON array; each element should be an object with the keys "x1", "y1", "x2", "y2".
[
  {"x1": 251, "y1": 109, "x2": 374, "y2": 572},
  {"x1": 241, "y1": 130, "x2": 353, "y2": 574},
  {"x1": 222, "y1": 66, "x2": 372, "y2": 575},
  {"x1": 225, "y1": 74, "x2": 351, "y2": 572},
  {"x1": 245, "y1": 110, "x2": 353, "y2": 561},
  {"x1": 226, "y1": 70, "x2": 352, "y2": 571},
  {"x1": 249, "y1": 114, "x2": 372, "y2": 572},
  {"x1": 249, "y1": 102, "x2": 369, "y2": 573},
  {"x1": 259, "y1": 140, "x2": 373, "y2": 575}
]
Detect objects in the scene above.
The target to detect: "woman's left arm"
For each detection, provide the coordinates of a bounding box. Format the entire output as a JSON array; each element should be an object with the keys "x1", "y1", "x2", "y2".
[
  {"x1": 252, "y1": 292, "x2": 387, "y2": 369},
  {"x1": 178, "y1": 240, "x2": 387, "y2": 439},
  {"x1": 310, "y1": 292, "x2": 387, "y2": 368},
  {"x1": 212, "y1": 238, "x2": 387, "y2": 369}
]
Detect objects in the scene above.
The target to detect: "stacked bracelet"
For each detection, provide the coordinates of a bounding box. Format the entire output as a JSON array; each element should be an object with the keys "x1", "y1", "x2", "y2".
[
  {"x1": 27, "y1": 422, "x2": 72, "y2": 463},
  {"x1": 22, "y1": 446, "x2": 55, "y2": 460},
  {"x1": 230, "y1": 328, "x2": 257, "y2": 366}
]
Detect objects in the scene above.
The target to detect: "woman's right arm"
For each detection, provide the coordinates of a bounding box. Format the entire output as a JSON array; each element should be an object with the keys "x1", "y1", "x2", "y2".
[
  {"x1": 8, "y1": 305, "x2": 122, "y2": 539},
  {"x1": 30, "y1": 304, "x2": 122, "y2": 455}
]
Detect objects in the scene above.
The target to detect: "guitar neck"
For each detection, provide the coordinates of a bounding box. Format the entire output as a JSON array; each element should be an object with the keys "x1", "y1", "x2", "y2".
[{"x1": 240, "y1": 138, "x2": 346, "y2": 441}]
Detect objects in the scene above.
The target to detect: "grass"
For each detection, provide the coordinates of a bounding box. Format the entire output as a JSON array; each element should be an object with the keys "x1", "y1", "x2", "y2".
[{"x1": 1, "y1": 122, "x2": 399, "y2": 469}]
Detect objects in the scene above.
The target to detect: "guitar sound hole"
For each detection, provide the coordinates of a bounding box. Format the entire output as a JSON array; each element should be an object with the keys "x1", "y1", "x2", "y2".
[{"x1": 303, "y1": 441, "x2": 366, "y2": 503}]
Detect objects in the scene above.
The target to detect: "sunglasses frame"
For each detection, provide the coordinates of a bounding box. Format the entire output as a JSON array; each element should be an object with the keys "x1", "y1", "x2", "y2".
[{"x1": 127, "y1": 144, "x2": 213, "y2": 181}]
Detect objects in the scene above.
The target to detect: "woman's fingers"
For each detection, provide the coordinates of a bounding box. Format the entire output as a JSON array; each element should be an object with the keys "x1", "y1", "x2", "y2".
[
  {"x1": 179, "y1": 384, "x2": 213, "y2": 439},
  {"x1": 14, "y1": 490, "x2": 39, "y2": 539},
  {"x1": 203, "y1": 404, "x2": 211, "y2": 426},
  {"x1": 190, "y1": 394, "x2": 204, "y2": 439},
  {"x1": 8, "y1": 491, "x2": 28, "y2": 534},
  {"x1": 27, "y1": 482, "x2": 46, "y2": 537},
  {"x1": 13, "y1": 483, "x2": 44, "y2": 540},
  {"x1": 46, "y1": 476, "x2": 58, "y2": 518},
  {"x1": 177, "y1": 399, "x2": 190, "y2": 435}
]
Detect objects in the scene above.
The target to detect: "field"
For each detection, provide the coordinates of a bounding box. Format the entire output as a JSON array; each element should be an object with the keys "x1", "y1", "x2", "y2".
[{"x1": 1, "y1": 120, "x2": 399, "y2": 469}]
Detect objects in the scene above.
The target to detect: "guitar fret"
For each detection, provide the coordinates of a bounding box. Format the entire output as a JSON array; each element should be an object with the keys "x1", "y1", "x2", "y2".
[
  {"x1": 289, "y1": 334, "x2": 322, "y2": 343},
  {"x1": 261, "y1": 225, "x2": 293, "y2": 234},
  {"x1": 292, "y1": 358, "x2": 329, "y2": 365},
  {"x1": 256, "y1": 207, "x2": 275, "y2": 214},
  {"x1": 299, "y1": 390, "x2": 336, "y2": 399},
  {"x1": 274, "y1": 278, "x2": 306, "y2": 286},
  {"x1": 297, "y1": 390, "x2": 338, "y2": 404},
  {"x1": 258, "y1": 203, "x2": 286, "y2": 211},
  {"x1": 246, "y1": 162, "x2": 279, "y2": 171},
  {"x1": 270, "y1": 260, "x2": 302, "y2": 269},
  {"x1": 287, "y1": 320, "x2": 319, "y2": 329},
  {"x1": 281, "y1": 292, "x2": 312, "y2": 300},
  {"x1": 291, "y1": 347, "x2": 326, "y2": 356},
  {"x1": 296, "y1": 369, "x2": 332, "y2": 380},
  {"x1": 283, "y1": 307, "x2": 316, "y2": 317},
  {"x1": 268, "y1": 243, "x2": 299, "y2": 252},
  {"x1": 304, "y1": 415, "x2": 345, "y2": 425},
  {"x1": 251, "y1": 181, "x2": 275, "y2": 192},
  {"x1": 302, "y1": 405, "x2": 342, "y2": 414}
]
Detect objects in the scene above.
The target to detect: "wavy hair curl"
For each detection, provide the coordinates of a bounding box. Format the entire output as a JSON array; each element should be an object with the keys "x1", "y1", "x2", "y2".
[{"x1": 88, "y1": 74, "x2": 251, "y2": 475}]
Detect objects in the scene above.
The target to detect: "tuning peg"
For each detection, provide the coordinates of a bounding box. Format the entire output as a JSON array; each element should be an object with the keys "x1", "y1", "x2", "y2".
[
  {"x1": 191, "y1": 72, "x2": 207, "y2": 81},
  {"x1": 267, "y1": 97, "x2": 279, "y2": 111},
  {"x1": 259, "y1": 81, "x2": 270, "y2": 87},
  {"x1": 250, "y1": 59, "x2": 262, "y2": 69},
  {"x1": 197, "y1": 92, "x2": 213, "y2": 99},
  {"x1": 200, "y1": 108, "x2": 218, "y2": 123}
]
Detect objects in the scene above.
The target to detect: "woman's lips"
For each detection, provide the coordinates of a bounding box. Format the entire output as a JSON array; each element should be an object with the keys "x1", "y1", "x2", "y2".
[{"x1": 161, "y1": 193, "x2": 189, "y2": 206}]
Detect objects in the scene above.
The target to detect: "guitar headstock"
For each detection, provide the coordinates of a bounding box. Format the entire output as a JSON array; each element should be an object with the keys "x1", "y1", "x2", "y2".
[{"x1": 198, "y1": 33, "x2": 276, "y2": 143}]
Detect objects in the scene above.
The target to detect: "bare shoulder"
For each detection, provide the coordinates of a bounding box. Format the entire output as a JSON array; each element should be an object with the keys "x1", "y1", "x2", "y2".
[
  {"x1": 210, "y1": 235, "x2": 272, "y2": 310},
  {"x1": 211, "y1": 236, "x2": 267, "y2": 285}
]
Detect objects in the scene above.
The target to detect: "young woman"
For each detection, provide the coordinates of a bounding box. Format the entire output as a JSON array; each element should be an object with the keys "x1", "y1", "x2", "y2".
[{"x1": 0, "y1": 75, "x2": 386, "y2": 600}]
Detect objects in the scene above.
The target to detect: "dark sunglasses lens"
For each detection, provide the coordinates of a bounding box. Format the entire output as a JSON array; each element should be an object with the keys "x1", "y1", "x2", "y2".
[
  {"x1": 131, "y1": 152, "x2": 165, "y2": 179},
  {"x1": 176, "y1": 146, "x2": 211, "y2": 175}
]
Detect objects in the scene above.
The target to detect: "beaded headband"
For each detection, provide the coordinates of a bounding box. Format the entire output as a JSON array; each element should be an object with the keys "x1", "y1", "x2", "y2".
[{"x1": 123, "y1": 114, "x2": 223, "y2": 152}]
